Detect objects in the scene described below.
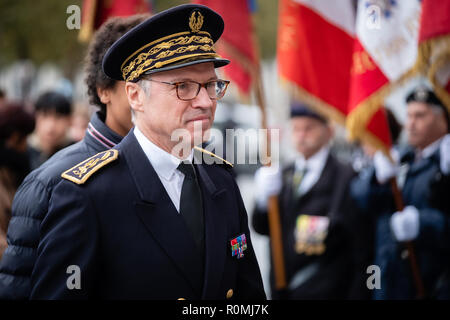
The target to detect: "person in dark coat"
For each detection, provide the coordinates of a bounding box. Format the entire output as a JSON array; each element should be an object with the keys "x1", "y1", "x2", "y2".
[
  {"x1": 350, "y1": 86, "x2": 450, "y2": 299},
  {"x1": 0, "y1": 103, "x2": 35, "y2": 260},
  {"x1": 30, "y1": 4, "x2": 265, "y2": 300},
  {"x1": 252, "y1": 103, "x2": 361, "y2": 299},
  {"x1": 0, "y1": 14, "x2": 149, "y2": 300}
]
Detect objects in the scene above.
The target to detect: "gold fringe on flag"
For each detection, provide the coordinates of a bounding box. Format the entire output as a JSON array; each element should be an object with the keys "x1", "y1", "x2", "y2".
[
  {"x1": 280, "y1": 77, "x2": 391, "y2": 156},
  {"x1": 415, "y1": 35, "x2": 450, "y2": 113}
]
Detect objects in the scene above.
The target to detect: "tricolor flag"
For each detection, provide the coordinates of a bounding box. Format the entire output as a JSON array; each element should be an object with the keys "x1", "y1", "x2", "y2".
[
  {"x1": 79, "y1": 0, "x2": 152, "y2": 43},
  {"x1": 277, "y1": 0, "x2": 355, "y2": 124},
  {"x1": 193, "y1": 0, "x2": 258, "y2": 98},
  {"x1": 346, "y1": 0, "x2": 422, "y2": 152}
]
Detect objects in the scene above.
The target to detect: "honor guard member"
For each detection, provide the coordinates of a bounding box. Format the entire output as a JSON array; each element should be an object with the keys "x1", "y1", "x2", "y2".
[
  {"x1": 30, "y1": 4, "x2": 266, "y2": 300},
  {"x1": 0, "y1": 15, "x2": 149, "y2": 300},
  {"x1": 351, "y1": 85, "x2": 450, "y2": 299},
  {"x1": 252, "y1": 104, "x2": 362, "y2": 299}
]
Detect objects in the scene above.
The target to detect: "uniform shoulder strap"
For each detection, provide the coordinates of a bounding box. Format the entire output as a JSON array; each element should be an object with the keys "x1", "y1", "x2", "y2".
[
  {"x1": 61, "y1": 149, "x2": 118, "y2": 185},
  {"x1": 193, "y1": 146, "x2": 233, "y2": 168}
]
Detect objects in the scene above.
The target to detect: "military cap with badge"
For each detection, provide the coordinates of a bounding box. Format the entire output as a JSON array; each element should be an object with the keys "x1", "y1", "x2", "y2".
[
  {"x1": 102, "y1": 4, "x2": 230, "y2": 82},
  {"x1": 62, "y1": 4, "x2": 233, "y2": 185}
]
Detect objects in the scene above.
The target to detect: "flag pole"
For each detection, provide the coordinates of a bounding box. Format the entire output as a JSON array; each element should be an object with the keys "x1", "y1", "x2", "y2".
[
  {"x1": 379, "y1": 108, "x2": 425, "y2": 299},
  {"x1": 389, "y1": 177, "x2": 425, "y2": 299},
  {"x1": 251, "y1": 31, "x2": 287, "y2": 291},
  {"x1": 254, "y1": 71, "x2": 287, "y2": 291}
]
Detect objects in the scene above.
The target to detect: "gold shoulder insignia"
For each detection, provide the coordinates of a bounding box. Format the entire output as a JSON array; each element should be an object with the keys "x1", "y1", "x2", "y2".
[
  {"x1": 194, "y1": 146, "x2": 233, "y2": 168},
  {"x1": 61, "y1": 149, "x2": 119, "y2": 184}
]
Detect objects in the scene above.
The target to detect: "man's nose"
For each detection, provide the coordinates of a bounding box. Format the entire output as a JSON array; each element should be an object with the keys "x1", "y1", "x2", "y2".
[{"x1": 191, "y1": 86, "x2": 213, "y2": 109}]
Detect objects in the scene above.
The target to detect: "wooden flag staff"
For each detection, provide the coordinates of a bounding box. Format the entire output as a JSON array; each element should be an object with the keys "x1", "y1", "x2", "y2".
[
  {"x1": 253, "y1": 67, "x2": 287, "y2": 291},
  {"x1": 389, "y1": 177, "x2": 425, "y2": 299}
]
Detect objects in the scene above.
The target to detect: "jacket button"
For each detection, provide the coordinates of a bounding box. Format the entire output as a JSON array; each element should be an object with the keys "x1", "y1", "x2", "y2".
[{"x1": 226, "y1": 289, "x2": 233, "y2": 299}]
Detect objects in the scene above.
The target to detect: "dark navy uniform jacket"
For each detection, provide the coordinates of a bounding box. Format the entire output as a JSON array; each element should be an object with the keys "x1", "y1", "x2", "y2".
[
  {"x1": 0, "y1": 112, "x2": 121, "y2": 300},
  {"x1": 351, "y1": 146, "x2": 450, "y2": 299},
  {"x1": 30, "y1": 131, "x2": 266, "y2": 300},
  {"x1": 252, "y1": 154, "x2": 364, "y2": 299}
]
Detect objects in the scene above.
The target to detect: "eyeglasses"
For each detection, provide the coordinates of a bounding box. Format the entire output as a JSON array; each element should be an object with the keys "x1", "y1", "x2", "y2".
[{"x1": 146, "y1": 79, "x2": 230, "y2": 101}]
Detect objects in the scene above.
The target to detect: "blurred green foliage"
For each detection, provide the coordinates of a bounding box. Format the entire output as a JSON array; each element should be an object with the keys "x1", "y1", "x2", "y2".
[
  {"x1": 0, "y1": 0, "x2": 85, "y2": 76},
  {"x1": 0, "y1": 0, "x2": 278, "y2": 77}
]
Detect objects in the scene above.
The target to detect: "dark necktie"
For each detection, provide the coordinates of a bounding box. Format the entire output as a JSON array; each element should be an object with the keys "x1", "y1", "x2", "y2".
[
  {"x1": 177, "y1": 161, "x2": 205, "y2": 258},
  {"x1": 292, "y1": 167, "x2": 307, "y2": 200}
]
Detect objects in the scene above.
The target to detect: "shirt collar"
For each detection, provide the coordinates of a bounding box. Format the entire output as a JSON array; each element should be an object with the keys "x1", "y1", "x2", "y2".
[
  {"x1": 295, "y1": 145, "x2": 330, "y2": 173},
  {"x1": 133, "y1": 126, "x2": 193, "y2": 181},
  {"x1": 418, "y1": 137, "x2": 443, "y2": 159}
]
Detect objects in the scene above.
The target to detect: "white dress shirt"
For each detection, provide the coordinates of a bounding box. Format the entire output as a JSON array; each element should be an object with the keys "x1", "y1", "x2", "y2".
[
  {"x1": 293, "y1": 146, "x2": 330, "y2": 196},
  {"x1": 416, "y1": 136, "x2": 443, "y2": 160},
  {"x1": 134, "y1": 126, "x2": 193, "y2": 213}
]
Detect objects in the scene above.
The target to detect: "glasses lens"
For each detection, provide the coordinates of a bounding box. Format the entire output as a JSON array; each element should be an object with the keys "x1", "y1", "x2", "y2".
[
  {"x1": 176, "y1": 80, "x2": 228, "y2": 100},
  {"x1": 207, "y1": 80, "x2": 227, "y2": 100},
  {"x1": 177, "y1": 81, "x2": 199, "y2": 100}
]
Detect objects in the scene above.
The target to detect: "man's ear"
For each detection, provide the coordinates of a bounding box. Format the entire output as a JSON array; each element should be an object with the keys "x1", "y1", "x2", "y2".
[
  {"x1": 125, "y1": 82, "x2": 145, "y2": 113},
  {"x1": 97, "y1": 87, "x2": 111, "y2": 104},
  {"x1": 327, "y1": 122, "x2": 335, "y2": 140},
  {"x1": 436, "y1": 110, "x2": 449, "y2": 136}
]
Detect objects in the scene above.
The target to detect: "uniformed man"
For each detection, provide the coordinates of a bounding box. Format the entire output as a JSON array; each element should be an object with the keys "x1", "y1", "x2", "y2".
[
  {"x1": 252, "y1": 104, "x2": 362, "y2": 299},
  {"x1": 351, "y1": 85, "x2": 450, "y2": 299},
  {"x1": 30, "y1": 4, "x2": 265, "y2": 300}
]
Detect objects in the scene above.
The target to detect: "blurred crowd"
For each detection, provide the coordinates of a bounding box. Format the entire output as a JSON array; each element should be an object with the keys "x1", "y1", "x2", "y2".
[
  {"x1": 0, "y1": 13, "x2": 449, "y2": 300},
  {"x1": 0, "y1": 89, "x2": 90, "y2": 254}
]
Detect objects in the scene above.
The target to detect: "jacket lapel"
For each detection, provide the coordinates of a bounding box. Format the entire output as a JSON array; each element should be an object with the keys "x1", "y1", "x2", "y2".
[
  {"x1": 117, "y1": 131, "x2": 204, "y2": 296},
  {"x1": 196, "y1": 164, "x2": 228, "y2": 299}
]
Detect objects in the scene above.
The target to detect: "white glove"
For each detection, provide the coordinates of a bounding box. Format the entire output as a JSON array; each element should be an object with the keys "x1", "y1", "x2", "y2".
[
  {"x1": 254, "y1": 166, "x2": 282, "y2": 210},
  {"x1": 390, "y1": 206, "x2": 420, "y2": 242},
  {"x1": 440, "y1": 134, "x2": 450, "y2": 175},
  {"x1": 373, "y1": 150, "x2": 398, "y2": 184}
]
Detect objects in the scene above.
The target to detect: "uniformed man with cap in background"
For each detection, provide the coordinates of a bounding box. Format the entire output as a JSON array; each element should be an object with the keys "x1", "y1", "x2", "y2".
[
  {"x1": 351, "y1": 85, "x2": 450, "y2": 299},
  {"x1": 30, "y1": 4, "x2": 265, "y2": 300},
  {"x1": 252, "y1": 103, "x2": 362, "y2": 299}
]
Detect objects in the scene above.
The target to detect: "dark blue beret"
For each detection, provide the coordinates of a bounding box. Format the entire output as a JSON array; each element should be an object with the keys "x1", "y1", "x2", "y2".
[
  {"x1": 102, "y1": 4, "x2": 230, "y2": 82},
  {"x1": 290, "y1": 103, "x2": 327, "y2": 123},
  {"x1": 406, "y1": 86, "x2": 449, "y2": 127},
  {"x1": 406, "y1": 86, "x2": 444, "y2": 107}
]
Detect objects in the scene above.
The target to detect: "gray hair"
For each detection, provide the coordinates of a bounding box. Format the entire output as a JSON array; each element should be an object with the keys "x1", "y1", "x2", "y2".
[
  {"x1": 130, "y1": 77, "x2": 152, "y2": 124},
  {"x1": 137, "y1": 77, "x2": 152, "y2": 97}
]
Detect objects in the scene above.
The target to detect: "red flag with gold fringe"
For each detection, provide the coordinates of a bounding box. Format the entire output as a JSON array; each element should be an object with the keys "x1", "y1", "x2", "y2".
[
  {"x1": 277, "y1": 0, "x2": 355, "y2": 125},
  {"x1": 345, "y1": 0, "x2": 422, "y2": 153},
  {"x1": 277, "y1": 0, "x2": 422, "y2": 154}
]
